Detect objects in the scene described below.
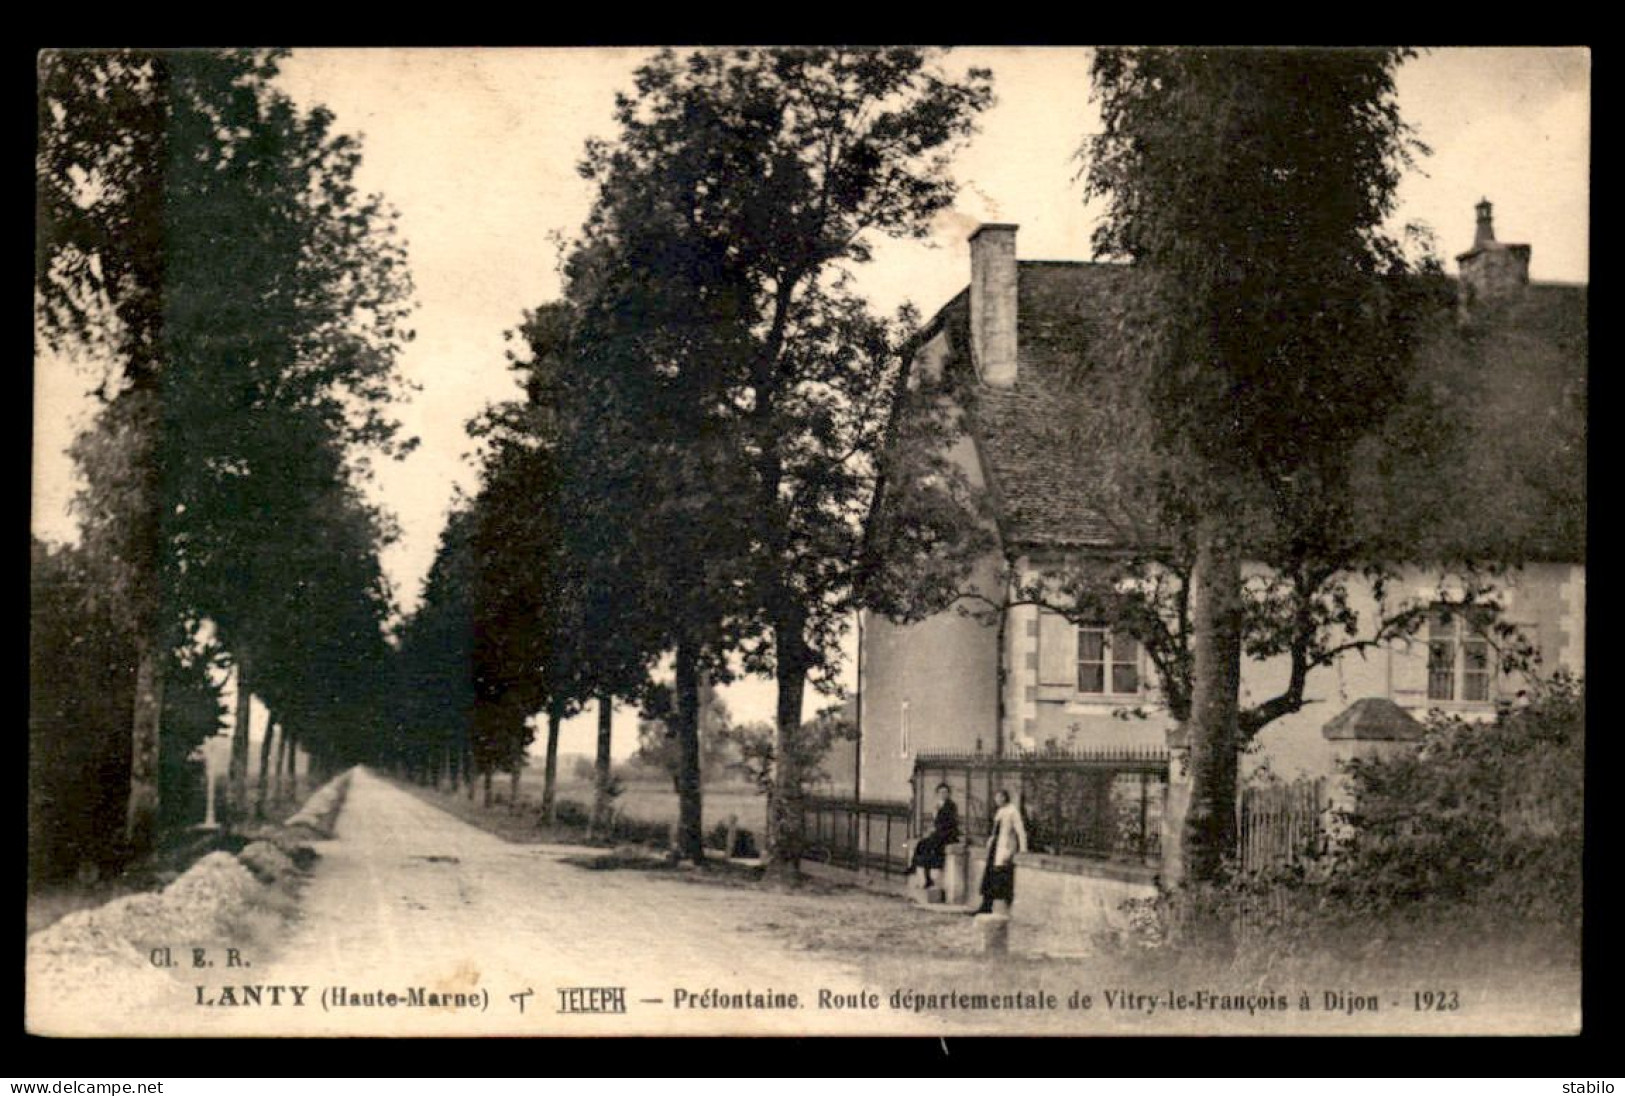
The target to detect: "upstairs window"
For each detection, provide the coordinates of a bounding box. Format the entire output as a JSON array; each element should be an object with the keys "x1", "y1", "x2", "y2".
[
  {"x1": 1078, "y1": 626, "x2": 1140, "y2": 696},
  {"x1": 1427, "y1": 610, "x2": 1492, "y2": 702}
]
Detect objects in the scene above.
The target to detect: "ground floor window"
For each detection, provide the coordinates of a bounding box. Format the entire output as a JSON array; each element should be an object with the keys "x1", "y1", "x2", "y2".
[
  {"x1": 1427, "y1": 609, "x2": 1492, "y2": 702},
  {"x1": 1078, "y1": 625, "x2": 1140, "y2": 696}
]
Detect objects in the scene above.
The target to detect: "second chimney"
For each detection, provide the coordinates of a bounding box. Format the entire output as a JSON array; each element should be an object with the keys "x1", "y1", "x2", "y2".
[
  {"x1": 969, "y1": 223, "x2": 1019, "y2": 387},
  {"x1": 1456, "y1": 199, "x2": 1530, "y2": 319}
]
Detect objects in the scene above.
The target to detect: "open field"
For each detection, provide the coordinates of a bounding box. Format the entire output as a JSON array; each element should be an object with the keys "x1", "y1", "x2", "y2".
[{"x1": 513, "y1": 771, "x2": 769, "y2": 835}]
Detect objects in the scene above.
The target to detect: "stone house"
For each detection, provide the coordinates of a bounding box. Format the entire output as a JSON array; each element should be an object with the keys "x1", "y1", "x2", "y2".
[{"x1": 853, "y1": 204, "x2": 1584, "y2": 935}]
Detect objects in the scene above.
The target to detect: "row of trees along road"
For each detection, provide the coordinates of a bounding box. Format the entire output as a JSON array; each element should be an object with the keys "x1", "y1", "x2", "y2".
[
  {"x1": 556, "y1": 49, "x2": 996, "y2": 873},
  {"x1": 386, "y1": 300, "x2": 663, "y2": 828},
  {"x1": 538, "y1": 46, "x2": 1510, "y2": 891},
  {"x1": 384, "y1": 49, "x2": 997, "y2": 872},
  {"x1": 37, "y1": 47, "x2": 1549, "y2": 898},
  {"x1": 36, "y1": 49, "x2": 414, "y2": 857}
]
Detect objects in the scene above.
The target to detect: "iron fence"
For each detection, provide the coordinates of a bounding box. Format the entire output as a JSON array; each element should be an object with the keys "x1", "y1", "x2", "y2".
[
  {"x1": 800, "y1": 796, "x2": 912, "y2": 875},
  {"x1": 913, "y1": 746, "x2": 1169, "y2": 865}
]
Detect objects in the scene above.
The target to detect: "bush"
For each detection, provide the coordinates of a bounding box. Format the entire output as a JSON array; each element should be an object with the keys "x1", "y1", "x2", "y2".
[
  {"x1": 608, "y1": 815, "x2": 672, "y2": 847},
  {"x1": 532, "y1": 797, "x2": 755, "y2": 854},
  {"x1": 704, "y1": 821, "x2": 759, "y2": 858},
  {"x1": 1334, "y1": 674, "x2": 1582, "y2": 928},
  {"x1": 1138, "y1": 676, "x2": 1583, "y2": 964},
  {"x1": 30, "y1": 538, "x2": 227, "y2": 882},
  {"x1": 549, "y1": 799, "x2": 592, "y2": 828}
]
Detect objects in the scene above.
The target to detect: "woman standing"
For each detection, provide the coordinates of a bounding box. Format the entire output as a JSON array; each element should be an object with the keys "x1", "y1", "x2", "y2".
[{"x1": 973, "y1": 789, "x2": 1027, "y2": 915}]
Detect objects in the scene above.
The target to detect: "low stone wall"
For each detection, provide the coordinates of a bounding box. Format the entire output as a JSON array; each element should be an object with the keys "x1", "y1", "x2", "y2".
[
  {"x1": 964, "y1": 845, "x2": 988, "y2": 909},
  {"x1": 1006, "y1": 852, "x2": 1159, "y2": 958}
]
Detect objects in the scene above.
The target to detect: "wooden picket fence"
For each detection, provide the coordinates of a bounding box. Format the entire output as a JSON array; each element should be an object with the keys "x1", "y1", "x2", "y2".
[
  {"x1": 1237, "y1": 776, "x2": 1330, "y2": 874},
  {"x1": 1227, "y1": 777, "x2": 1331, "y2": 938}
]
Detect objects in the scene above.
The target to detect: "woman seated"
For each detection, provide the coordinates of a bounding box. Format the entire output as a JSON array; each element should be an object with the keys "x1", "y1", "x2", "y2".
[{"x1": 909, "y1": 783, "x2": 960, "y2": 888}]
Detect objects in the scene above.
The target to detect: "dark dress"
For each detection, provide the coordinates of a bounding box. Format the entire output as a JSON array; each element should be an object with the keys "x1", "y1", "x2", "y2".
[
  {"x1": 911, "y1": 799, "x2": 960, "y2": 873},
  {"x1": 980, "y1": 861, "x2": 1016, "y2": 905}
]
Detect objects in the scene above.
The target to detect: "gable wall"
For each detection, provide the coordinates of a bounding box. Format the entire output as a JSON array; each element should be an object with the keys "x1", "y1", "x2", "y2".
[
  {"x1": 858, "y1": 394, "x2": 1001, "y2": 802},
  {"x1": 858, "y1": 552, "x2": 1002, "y2": 802}
]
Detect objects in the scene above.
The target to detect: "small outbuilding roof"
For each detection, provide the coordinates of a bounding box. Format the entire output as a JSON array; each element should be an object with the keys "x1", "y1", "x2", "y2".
[{"x1": 1321, "y1": 697, "x2": 1426, "y2": 742}]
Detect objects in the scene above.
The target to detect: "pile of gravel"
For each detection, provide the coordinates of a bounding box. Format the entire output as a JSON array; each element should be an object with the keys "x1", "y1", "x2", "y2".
[
  {"x1": 284, "y1": 769, "x2": 353, "y2": 838},
  {"x1": 27, "y1": 767, "x2": 356, "y2": 995}
]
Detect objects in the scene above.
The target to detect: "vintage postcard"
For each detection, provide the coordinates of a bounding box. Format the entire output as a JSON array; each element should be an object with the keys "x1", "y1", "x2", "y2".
[{"x1": 29, "y1": 46, "x2": 1587, "y2": 1038}]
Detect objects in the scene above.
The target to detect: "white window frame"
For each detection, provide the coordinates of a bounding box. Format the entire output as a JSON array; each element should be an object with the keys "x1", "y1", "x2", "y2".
[
  {"x1": 1426, "y1": 609, "x2": 1494, "y2": 704},
  {"x1": 900, "y1": 699, "x2": 911, "y2": 758},
  {"x1": 1075, "y1": 624, "x2": 1143, "y2": 698}
]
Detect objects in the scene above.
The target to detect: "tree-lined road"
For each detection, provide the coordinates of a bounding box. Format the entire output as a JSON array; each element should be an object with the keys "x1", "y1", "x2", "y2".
[{"x1": 39, "y1": 769, "x2": 950, "y2": 1036}]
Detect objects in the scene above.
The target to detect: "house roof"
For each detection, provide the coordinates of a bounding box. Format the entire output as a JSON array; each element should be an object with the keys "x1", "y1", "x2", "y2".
[
  {"x1": 911, "y1": 260, "x2": 1586, "y2": 560},
  {"x1": 928, "y1": 262, "x2": 1135, "y2": 549}
]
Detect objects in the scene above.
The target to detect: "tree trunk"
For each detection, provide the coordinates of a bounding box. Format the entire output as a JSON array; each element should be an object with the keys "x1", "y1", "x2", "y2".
[
  {"x1": 272, "y1": 718, "x2": 290, "y2": 803},
  {"x1": 482, "y1": 768, "x2": 493, "y2": 809},
  {"x1": 509, "y1": 766, "x2": 521, "y2": 813},
  {"x1": 765, "y1": 613, "x2": 808, "y2": 880},
  {"x1": 123, "y1": 633, "x2": 164, "y2": 856},
  {"x1": 284, "y1": 728, "x2": 299, "y2": 802},
  {"x1": 228, "y1": 649, "x2": 252, "y2": 827},
  {"x1": 256, "y1": 716, "x2": 277, "y2": 820},
  {"x1": 1182, "y1": 509, "x2": 1244, "y2": 887},
  {"x1": 541, "y1": 703, "x2": 562, "y2": 825},
  {"x1": 591, "y1": 692, "x2": 615, "y2": 837},
  {"x1": 673, "y1": 639, "x2": 706, "y2": 864}
]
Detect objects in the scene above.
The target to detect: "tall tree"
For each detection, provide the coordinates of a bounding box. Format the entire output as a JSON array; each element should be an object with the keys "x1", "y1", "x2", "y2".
[
  {"x1": 563, "y1": 198, "x2": 767, "y2": 863},
  {"x1": 1081, "y1": 47, "x2": 1430, "y2": 885},
  {"x1": 38, "y1": 49, "x2": 414, "y2": 847},
  {"x1": 569, "y1": 47, "x2": 992, "y2": 873},
  {"x1": 477, "y1": 303, "x2": 661, "y2": 827}
]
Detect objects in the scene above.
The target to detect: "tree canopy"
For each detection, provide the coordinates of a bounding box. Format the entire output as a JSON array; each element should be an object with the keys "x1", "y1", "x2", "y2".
[
  {"x1": 1079, "y1": 46, "x2": 1436, "y2": 885},
  {"x1": 564, "y1": 46, "x2": 994, "y2": 869}
]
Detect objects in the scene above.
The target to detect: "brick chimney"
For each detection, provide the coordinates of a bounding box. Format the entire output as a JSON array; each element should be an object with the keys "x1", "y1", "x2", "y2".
[
  {"x1": 1456, "y1": 198, "x2": 1530, "y2": 320},
  {"x1": 969, "y1": 223, "x2": 1019, "y2": 387}
]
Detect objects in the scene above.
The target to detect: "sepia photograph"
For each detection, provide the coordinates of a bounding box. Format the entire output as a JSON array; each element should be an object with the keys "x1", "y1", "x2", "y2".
[{"x1": 30, "y1": 46, "x2": 1587, "y2": 1039}]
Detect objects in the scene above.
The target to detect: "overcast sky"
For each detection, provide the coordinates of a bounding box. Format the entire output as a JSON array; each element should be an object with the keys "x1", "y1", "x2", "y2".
[{"x1": 32, "y1": 47, "x2": 1590, "y2": 758}]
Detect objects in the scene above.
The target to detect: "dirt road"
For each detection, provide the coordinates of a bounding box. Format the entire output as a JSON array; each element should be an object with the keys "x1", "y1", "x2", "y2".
[{"x1": 31, "y1": 768, "x2": 972, "y2": 1036}]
